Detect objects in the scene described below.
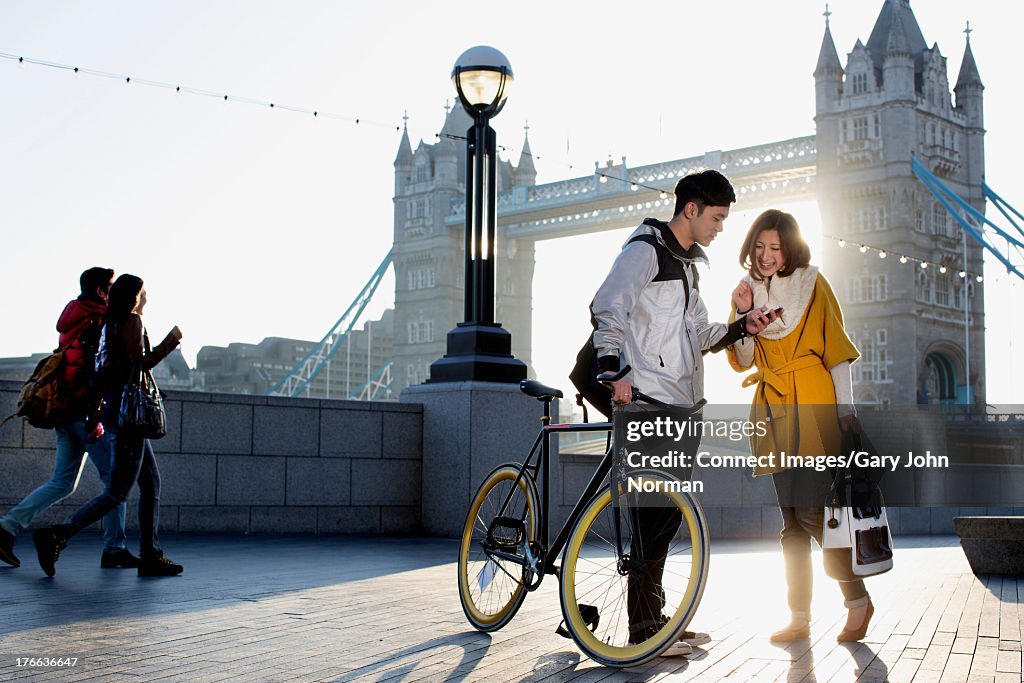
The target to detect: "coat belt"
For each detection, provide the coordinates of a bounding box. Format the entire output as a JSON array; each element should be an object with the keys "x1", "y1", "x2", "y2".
[{"x1": 742, "y1": 355, "x2": 824, "y2": 407}]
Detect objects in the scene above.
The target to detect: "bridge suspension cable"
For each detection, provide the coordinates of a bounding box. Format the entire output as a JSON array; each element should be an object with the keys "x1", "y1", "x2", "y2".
[
  {"x1": 912, "y1": 156, "x2": 1024, "y2": 283},
  {"x1": 267, "y1": 250, "x2": 393, "y2": 398},
  {"x1": 350, "y1": 358, "x2": 394, "y2": 401}
]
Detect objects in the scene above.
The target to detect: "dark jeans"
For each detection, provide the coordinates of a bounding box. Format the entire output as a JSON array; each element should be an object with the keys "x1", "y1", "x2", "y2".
[
  {"x1": 773, "y1": 472, "x2": 869, "y2": 618},
  {"x1": 625, "y1": 426, "x2": 698, "y2": 639},
  {"x1": 627, "y1": 503, "x2": 683, "y2": 638},
  {"x1": 65, "y1": 429, "x2": 162, "y2": 558}
]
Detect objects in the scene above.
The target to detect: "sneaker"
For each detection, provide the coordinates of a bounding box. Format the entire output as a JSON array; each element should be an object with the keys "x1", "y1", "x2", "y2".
[
  {"x1": 0, "y1": 528, "x2": 19, "y2": 568},
  {"x1": 101, "y1": 548, "x2": 141, "y2": 569},
  {"x1": 138, "y1": 555, "x2": 183, "y2": 577},
  {"x1": 628, "y1": 619, "x2": 695, "y2": 657},
  {"x1": 32, "y1": 528, "x2": 67, "y2": 577},
  {"x1": 680, "y1": 629, "x2": 712, "y2": 647}
]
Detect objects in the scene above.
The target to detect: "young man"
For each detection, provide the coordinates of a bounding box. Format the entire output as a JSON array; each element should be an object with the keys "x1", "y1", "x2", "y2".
[
  {"x1": 591, "y1": 170, "x2": 781, "y2": 655},
  {"x1": 0, "y1": 267, "x2": 138, "y2": 570}
]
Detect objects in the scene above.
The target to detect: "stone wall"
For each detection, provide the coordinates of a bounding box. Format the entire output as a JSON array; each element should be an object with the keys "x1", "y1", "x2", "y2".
[
  {"x1": 4, "y1": 378, "x2": 1020, "y2": 539},
  {"x1": 0, "y1": 380, "x2": 422, "y2": 535}
]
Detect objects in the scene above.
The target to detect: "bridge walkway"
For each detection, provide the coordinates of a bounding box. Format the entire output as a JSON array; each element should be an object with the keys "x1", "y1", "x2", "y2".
[{"x1": 0, "y1": 534, "x2": 1019, "y2": 682}]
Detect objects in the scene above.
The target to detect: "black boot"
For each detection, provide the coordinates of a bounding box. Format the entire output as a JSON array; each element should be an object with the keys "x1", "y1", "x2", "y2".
[
  {"x1": 32, "y1": 526, "x2": 71, "y2": 577},
  {"x1": 101, "y1": 548, "x2": 141, "y2": 569},
  {"x1": 0, "y1": 528, "x2": 19, "y2": 568},
  {"x1": 138, "y1": 553, "x2": 183, "y2": 577}
]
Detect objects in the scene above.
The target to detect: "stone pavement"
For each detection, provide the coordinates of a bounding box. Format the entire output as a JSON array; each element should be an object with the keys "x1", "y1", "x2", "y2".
[{"x1": 0, "y1": 534, "x2": 1020, "y2": 682}]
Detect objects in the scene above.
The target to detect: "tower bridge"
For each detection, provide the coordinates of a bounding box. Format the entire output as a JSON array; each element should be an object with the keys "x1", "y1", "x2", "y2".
[
  {"x1": 367, "y1": 0, "x2": 990, "y2": 409},
  {"x1": 444, "y1": 135, "x2": 818, "y2": 241}
]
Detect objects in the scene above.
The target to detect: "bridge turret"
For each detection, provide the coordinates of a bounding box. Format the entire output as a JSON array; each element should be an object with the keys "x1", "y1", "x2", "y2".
[
  {"x1": 814, "y1": 12, "x2": 843, "y2": 116},
  {"x1": 515, "y1": 128, "x2": 537, "y2": 187},
  {"x1": 433, "y1": 130, "x2": 461, "y2": 191},
  {"x1": 881, "y1": 10, "x2": 915, "y2": 101},
  {"x1": 954, "y1": 29, "x2": 985, "y2": 239},
  {"x1": 954, "y1": 32, "x2": 984, "y2": 129},
  {"x1": 394, "y1": 119, "x2": 413, "y2": 195}
]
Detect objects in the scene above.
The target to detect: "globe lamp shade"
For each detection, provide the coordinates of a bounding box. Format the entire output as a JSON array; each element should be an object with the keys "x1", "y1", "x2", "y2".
[{"x1": 452, "y1": 45, "x2": 513, "y2": 113}]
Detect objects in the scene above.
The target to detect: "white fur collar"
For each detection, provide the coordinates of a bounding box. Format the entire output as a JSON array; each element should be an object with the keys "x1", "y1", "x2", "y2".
[{"x1": 745, "y1": 265, "x2": 818, "y2": 340}]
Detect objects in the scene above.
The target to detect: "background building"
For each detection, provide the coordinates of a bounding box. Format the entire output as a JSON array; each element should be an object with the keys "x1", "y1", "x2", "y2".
[
  {"x1": 0, "y1": 349, "x2": 202, "y2": 392},
  {"x1": 196, "y1": 310, "x2": 394, "y2": 398}
]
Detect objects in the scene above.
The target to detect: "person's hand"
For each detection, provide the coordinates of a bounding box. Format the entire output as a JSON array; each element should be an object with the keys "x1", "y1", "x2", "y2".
[
  {"x1": 169, "y1": 325, "x2": 183, "y2": 342},
  {"x1": 743, "y1": 306, "x2": 782, "y2": 335},
  {"x1": 839, "y1": 414, "x2": 862, "y2": 434},
  {"x1": 732, "y1": 280, "x2": 753, "y2": 312},
  {"x1": 610, "y1": 377, "x2": 633, "y2": 404}
]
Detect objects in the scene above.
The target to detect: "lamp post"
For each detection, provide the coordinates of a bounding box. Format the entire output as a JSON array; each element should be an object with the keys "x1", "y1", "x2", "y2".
[{"x1": 428, "y1": 45, "x2": 527, "y2": 383}]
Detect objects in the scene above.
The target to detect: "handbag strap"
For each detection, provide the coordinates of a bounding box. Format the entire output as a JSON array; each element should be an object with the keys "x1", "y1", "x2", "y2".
[{"x1": 131, "y1": 330, "x2": 153, "y2": 385}]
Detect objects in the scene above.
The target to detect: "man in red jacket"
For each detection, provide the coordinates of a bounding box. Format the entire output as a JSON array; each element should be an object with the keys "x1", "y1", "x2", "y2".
[{"x1": 0, "y1": 267, "x2": 137, "y2": 570}]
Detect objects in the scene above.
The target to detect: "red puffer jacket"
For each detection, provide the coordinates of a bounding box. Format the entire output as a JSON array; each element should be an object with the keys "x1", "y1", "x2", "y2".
[{"x1": 56, "y1": 296, "x2": 106, "y2": 389}]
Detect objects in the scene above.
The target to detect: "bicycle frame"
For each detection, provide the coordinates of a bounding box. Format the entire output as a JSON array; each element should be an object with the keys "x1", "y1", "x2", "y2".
[{"x1": 487, "y1": 395, "x2": 622, "y2": 587}]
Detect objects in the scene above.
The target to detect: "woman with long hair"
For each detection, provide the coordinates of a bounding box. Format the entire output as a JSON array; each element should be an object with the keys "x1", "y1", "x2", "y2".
[
  {"x1": 33, "y1": 274, "x2": 184, "y2": 577},
  {"x1": 727, "y1": 209, "x2": 874, "y2": 642}
]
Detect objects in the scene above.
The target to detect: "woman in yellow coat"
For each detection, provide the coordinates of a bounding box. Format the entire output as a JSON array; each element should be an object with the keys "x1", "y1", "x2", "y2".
[{"x1": 726, "y1": 209, "x2": 874, "y2": 643}]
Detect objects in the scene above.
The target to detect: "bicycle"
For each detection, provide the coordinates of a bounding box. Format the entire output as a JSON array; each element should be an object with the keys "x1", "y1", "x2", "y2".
[{"x1": 456, "y1": 368, "x2": 711, "y2": 667}]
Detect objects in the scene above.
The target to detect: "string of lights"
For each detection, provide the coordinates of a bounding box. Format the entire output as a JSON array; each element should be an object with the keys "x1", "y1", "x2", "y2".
[
  {"x1": 3, "y1": 50, "x2": 724, "y2": 193},
  {"x1": 3, "y1": 50, "x2": 1017, "y2": 287},
  {"x1": 1, "y1": 51, "x2": 405, "y2": 131},
  {"x1": 824, "y1": 234, "x2": 984, "y2": 282},
  {"x1": 3, "y1": 49, "x2": 705, "y2": 193}
]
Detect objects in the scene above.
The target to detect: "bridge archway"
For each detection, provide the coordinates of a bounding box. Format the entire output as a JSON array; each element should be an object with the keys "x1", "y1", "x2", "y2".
[{"x1": 918, "y1": 342, "x2": 966, "y2": 405}]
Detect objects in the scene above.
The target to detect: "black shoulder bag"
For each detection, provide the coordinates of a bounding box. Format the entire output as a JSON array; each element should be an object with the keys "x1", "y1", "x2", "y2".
[{"x1": 118, "y1": 333, "x2": 167, "y2": 440}]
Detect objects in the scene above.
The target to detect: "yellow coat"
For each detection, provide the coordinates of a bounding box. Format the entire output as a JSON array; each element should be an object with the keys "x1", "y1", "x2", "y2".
[{"x1": 727, "y1": 269, "x2": 859, "y2": 476}]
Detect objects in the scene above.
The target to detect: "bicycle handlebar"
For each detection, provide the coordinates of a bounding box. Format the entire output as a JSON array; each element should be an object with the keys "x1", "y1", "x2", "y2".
[
  {"x1": 596, "y1": 365, "x2": 670, "y2": 408},
  {"x1": 596, "y1": 366, "x2": 631, "y2": 384}
]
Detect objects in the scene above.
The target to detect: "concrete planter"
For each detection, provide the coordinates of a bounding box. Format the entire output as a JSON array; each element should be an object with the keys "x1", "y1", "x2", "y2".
[{"x1": 954, "y1": 516, "x2": 1024, "y2": 575}]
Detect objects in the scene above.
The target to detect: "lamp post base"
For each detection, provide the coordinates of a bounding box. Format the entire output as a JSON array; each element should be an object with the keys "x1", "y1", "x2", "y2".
[{"x1": 428, "y1": 322, "x2": 527, "y2": 383}]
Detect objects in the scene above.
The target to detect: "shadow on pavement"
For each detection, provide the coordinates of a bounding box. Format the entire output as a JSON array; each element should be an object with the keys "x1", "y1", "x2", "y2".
[{"x1": 0, "y1": 534, "x2": 457, "y2": 637}]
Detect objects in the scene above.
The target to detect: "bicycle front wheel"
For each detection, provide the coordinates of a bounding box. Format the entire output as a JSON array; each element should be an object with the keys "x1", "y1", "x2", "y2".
[
  {"x1": 559, "y1": 473, "x2": 710, "y2": 667},
  {"x1": 458, "y1": 463, "x2": 540, "y2": 632}
]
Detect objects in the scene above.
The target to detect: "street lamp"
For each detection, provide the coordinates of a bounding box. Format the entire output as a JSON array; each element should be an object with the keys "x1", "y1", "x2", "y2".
[{"x1": 428, "y1": 46, "x2": 527, "y2": 383}]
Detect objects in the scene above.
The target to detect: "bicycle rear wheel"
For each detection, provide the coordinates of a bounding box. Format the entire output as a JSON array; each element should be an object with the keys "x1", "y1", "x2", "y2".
[
  {"x1": 458, "y1": 463, "x2": 540, "y2": 632},
  {"x1": 559, "y1": 473, "x2": 710, "y2": 667}
]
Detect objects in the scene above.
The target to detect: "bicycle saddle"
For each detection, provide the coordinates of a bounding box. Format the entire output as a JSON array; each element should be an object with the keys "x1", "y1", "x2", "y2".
[{"x1": 519, "y1": 380, "x2": 563, "y2": 401}]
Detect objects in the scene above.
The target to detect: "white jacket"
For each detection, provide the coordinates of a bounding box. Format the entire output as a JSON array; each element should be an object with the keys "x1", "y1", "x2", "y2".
[{"x1": 591, "y1": 219, "x2": 739, "y2": 406}]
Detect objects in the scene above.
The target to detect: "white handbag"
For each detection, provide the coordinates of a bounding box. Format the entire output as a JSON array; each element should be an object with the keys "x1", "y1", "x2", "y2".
[{"x1": 822, "y1": 502, "x2": 894, "y2": 579}]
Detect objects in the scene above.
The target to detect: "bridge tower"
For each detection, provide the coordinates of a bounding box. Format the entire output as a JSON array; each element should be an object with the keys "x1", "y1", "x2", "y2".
[
  {"x1": 815, "y1": 0, "x2": 986, "y2": 407},
  {"x1": 391, "y1": 107, "x2": 536, "y2": 395}
]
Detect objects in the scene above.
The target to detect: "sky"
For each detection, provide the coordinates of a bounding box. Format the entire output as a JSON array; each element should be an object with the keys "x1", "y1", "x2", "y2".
[{"x1": 0, "y1": 0, "x2": 1021, "y2": 405}]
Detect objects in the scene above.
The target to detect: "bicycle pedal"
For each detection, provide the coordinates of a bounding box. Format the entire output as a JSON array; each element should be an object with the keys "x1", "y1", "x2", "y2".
[
  {"x1": 554, "y1": 603, "x2": 601, "y2": 639},
  {"x1": 579, "y1": 603, "x2": 600, "y2": 631}
]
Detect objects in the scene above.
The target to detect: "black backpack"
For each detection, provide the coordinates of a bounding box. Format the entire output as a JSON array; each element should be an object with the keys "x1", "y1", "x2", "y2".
[{"x1": 569, "y1": 230, "x2": 698, "y2": 420}]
